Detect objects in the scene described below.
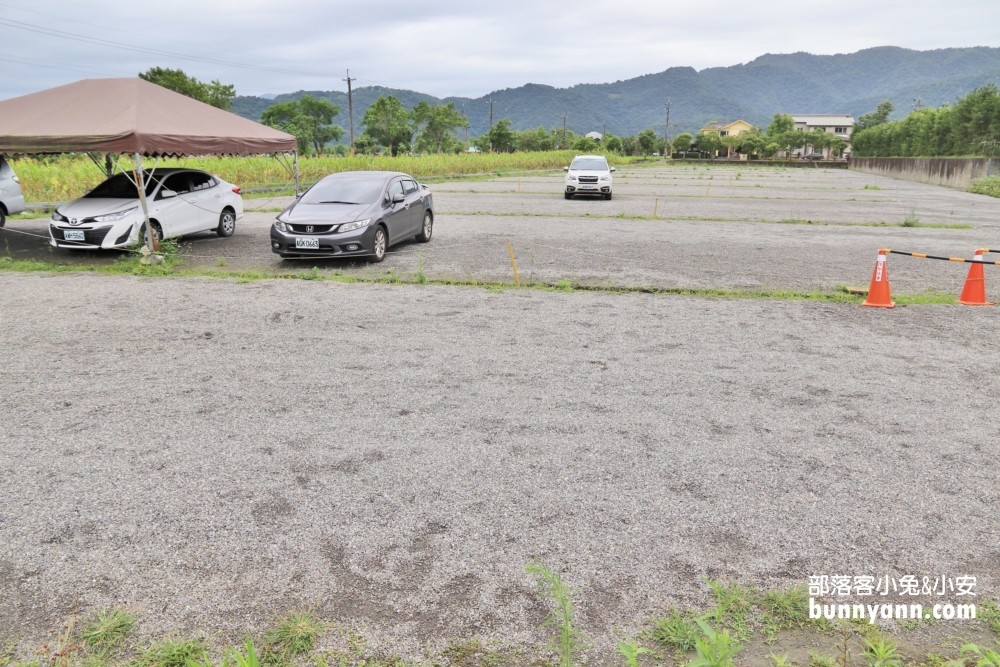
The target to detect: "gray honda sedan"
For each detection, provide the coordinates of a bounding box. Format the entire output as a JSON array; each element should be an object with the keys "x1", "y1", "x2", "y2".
[{"x1": 271, "y1": 171, "x2": 433, "y2": 261}]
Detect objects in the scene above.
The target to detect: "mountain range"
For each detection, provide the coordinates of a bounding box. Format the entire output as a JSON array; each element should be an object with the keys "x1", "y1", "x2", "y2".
[{"x1": 231, "y1": 46, "x2": 1000, "y2": 139}]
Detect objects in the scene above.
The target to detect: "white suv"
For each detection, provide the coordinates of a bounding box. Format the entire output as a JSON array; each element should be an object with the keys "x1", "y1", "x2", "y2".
[
  {"x1": 564, "y1": 154, "x2": 615, "y2": 200},
  {"x1": 0, "y1": 157, "x2": 26, "y2": 227}
]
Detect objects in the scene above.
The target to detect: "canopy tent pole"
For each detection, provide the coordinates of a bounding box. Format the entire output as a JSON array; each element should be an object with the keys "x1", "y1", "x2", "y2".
[
  {"x1": 105, "y1": 153, "x2": 113, "y2": 179},
  {"x1": 133, "y1": 153, "x2": 158, "y2": 254},
  {"x1": 293, "y1": 149, "x2": 300, "y2": 198}
]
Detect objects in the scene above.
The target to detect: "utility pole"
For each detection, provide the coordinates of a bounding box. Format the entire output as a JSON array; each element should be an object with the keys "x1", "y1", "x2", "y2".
[
  {"x1": 663, "y1": 97, "x2": 670, "y2": 144},
  {"x1": 912, "y1": 97, "x2": 923, "y2": 112},
  {"x1": 562, "y1": 114, "x2": 567, "y2": 149},
  {"x1": 487, "y1": 97, "x2": 495, "y2": 152},
  {"x1": 462, "y1": 102, "x2": 468, "y2": 144},
  {"x1": 343, "y1": 69, "x2": 356, "y2": 155},
  {"x1": 603, "y1": 121, "x2": 606, "y2": 138}
]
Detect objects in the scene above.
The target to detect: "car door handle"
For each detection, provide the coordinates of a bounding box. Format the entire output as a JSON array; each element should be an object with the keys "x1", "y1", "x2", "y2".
[
  {"x1": 403, "y1": 203, "x2": 410, "y2": 209},
  {"x1": 214, "y1": 194, "x2": 221, "y2": 198}
]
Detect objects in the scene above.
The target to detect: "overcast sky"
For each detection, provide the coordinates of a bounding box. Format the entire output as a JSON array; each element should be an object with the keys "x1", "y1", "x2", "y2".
[{"x1": 0, "y1": 0, "x2": 997, "y2": 101}]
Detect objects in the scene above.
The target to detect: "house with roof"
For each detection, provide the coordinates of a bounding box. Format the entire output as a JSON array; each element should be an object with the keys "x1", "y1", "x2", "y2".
[
  {"x1": 698, "y1": 120, "x2": 757, "y2": 158},
  {"x1": 699, "y1": 119, "x2": 755, "y2": 138},
  {"x1": 791, "y1": 114, "x2": 854, "y2": 157}
]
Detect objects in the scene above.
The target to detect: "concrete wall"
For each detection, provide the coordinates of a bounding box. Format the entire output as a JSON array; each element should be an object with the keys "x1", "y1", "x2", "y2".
[{"x1": 849, "y1": 157, "x2": 998, "y2": 189}]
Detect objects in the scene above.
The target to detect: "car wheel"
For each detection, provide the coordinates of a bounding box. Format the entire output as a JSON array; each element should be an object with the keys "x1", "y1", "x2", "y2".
[
  {"x1": 605, "y1": 192, "x2": 613, "y2": 200},
  {"x1": 564, "y1": 192, "x2": 573, "y2": 200},
  {"x1": 139, "y1": 221, "x2": 163, "y2": 243},
  {"x1": 0, "y1": 209, "x2": 5, "y2": 227},
  {"x1": 368, "y1": 226, "x2": 387, "y2": 263},
  {"x1": 217, "y1": 209, "x2": 236, "y2": 237},
  {"x1": 416, "y1": 211, "x2": 433, "y2": 243}
]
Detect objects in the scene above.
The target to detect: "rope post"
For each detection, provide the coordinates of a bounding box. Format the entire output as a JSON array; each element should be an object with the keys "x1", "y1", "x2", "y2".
[
  {"x1": 506, "y1": 238, "x2": 521, "y2": 287},
  {"x1": 133, "y1": 153, "x2": 159, "y2": 254}
]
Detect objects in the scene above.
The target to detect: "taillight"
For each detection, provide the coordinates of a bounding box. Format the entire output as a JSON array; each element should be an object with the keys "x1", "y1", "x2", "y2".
[{"x1": 232, "y1": 186, "x2": 242, "y2": 195}]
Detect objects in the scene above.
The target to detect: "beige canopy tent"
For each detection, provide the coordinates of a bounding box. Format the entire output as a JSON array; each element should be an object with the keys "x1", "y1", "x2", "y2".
[{"x1": 0, "y1": 78, "x2": 298, "y2": 252}]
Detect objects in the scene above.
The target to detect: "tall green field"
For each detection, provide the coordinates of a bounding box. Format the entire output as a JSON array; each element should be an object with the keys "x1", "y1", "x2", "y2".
[{"x1": 11, "y1": 152, "x2": 647, "y2": 202}]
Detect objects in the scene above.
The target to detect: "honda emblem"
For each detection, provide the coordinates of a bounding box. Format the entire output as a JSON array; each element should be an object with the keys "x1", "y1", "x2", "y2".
[{"x1": 306, "y1": 225, "x2": 314, "y2": 233}]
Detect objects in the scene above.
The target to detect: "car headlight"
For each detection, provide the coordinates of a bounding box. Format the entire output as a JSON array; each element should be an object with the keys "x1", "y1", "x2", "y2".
[
  {"x1": 337, "y1": 218, "x2": 370, "y2": 233},
  {"x1": 274, "y1": 219, "x2": 288, "y2": 232},
  {"x1": 52, "y1": 210, "x2": 68, "y2": 222},
  {"x1": 600, "y1": 175, "x2": 610, "y2": 181},
  {"x1": 567, "y1": 175, "x2": 577, "y2": 181},
  {"x1": 92, "y1": 207, "x2": 138, "y2": 222},
  {"x1": 12, "y1": 175, "x2": 19, "y2": 183}
]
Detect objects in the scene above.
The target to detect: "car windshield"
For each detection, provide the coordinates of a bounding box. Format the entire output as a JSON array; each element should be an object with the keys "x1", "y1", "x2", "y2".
[
  {"x1": 85, "y1": 172, "x2": 160, "y2": 198},
  {"x1": 570, "y1": 158, "x2": 608, "y2": 171},
  {"x1": 300, "y1": 177, "x2": 385, "y2": 205}
]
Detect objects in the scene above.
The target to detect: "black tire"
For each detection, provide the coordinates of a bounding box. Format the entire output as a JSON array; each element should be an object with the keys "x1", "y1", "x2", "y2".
[
  {"x1": 368, "y1": 226, "x2": 387, "y2": 263},
  {"x1": 416, "y1": 211, "x2": 433, "y2": 243},
  {"x1": 0, "y1": 208, "x2": 5, "y2": 228},
  {"x1": 564, "y1": 192, "x2": 573, "y2": 200},
  {"x1": 605, "y1": 192, "x2": 613, "y2": 200},
  {"x1": 139, "y1": 221, "x2": 163, "y2": 243},
  {"x1": 217, "y1": 209, "x2": 236, "y2": 237}
]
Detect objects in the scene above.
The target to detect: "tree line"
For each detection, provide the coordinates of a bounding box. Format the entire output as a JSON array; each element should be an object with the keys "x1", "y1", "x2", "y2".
[{"x1": 851, "y1": 85, "x2": 1000, "y2": 157}]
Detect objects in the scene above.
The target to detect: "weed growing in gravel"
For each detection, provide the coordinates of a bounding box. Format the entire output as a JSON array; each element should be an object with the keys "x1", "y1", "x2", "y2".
[
  {"x1": 649, "y1": 609, "x2": 701, "y2": 652},
  {"x1": 265, "y1": 612, "x2": 323, "y2": 658},
  {"x1": 862, "y1": 638, "x2": 902, "y2": 667},
  {"x1": 80, "y1": 609, "x2": 136, "y2": 654},
  {"x1": 902, "y1": 209, "x2": 920, "y2": 227},
  {"x1": 863, "y1": 185, "x2": 881, "y2": 190},
  {"x1": 705, "y1": 580, "x2": 755, "y2": 641},
  {"x1": 810, "y1": 652, "x2": 836, "y2": 667},
  {"x1": 414, "y1": 254, "x2": 428, "y2": 284},
  {"x1": 526, "y1": 560, "x2": 590, "y2": 667},
  {"x1": 300, "y1": 267, "x2": 321, "y2": 281},
  {"x1": 136, "y1": 638, "x2": 206, "y2": 667},
  {"x1": 689, "y1": 618, "x2": 740, "y2": 667},
  {"x1": 760, "y1": 586, "x2": 815, "y2": 640},
  {"x1": 978, "y1": 599, "x2": 1000, "y2": 636},
  {"x1": 955, "y1": 644, "x2": 1000, "y2": 667},
  {"x1": 616, "y1": 638, "x2": 650, "y2": 667}
]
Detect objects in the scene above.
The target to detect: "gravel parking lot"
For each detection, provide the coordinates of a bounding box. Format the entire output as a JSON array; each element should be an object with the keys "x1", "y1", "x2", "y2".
[
  {"x1": 3, "y1": 166, "x2": 1000, "y2": 655},
  {"x1": 5, "y1": 164, "x2": 1000, "y2": 294},
  {"x1": 2, "y1": 271, "x2": 1000, "y2": 652}
]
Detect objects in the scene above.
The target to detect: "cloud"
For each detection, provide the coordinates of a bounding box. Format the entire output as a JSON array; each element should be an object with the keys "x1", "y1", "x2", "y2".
[{"x1": 0, "y1": 0, "x2": 998, "y2": 100}]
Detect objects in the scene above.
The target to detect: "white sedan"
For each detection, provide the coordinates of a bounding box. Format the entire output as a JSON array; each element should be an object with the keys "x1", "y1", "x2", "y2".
[{"x1": 50, "y1": 168, "x2": 243, "y2": 249}]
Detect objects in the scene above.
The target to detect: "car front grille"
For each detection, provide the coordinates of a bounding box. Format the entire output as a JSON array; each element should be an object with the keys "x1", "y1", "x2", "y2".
[
  {"x1": 288, "y1": 224, "x2": 336, "y2": 234},
  {"x1": 578, "y1": 176, "x2": 599, "y2": 183},
  {"x1": 51, "y1": 225, "x2": 114, "y2": 246}
]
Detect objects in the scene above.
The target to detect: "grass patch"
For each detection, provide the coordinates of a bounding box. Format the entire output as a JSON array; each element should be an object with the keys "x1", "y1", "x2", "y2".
[
  {"x1": 135, "y1": 638, "x2": 206, "y2": 667},
  {"x1": 80, "y1": 609, "x2": 136, "y2": 653},
  {"x1": 969, "y1": 176, "x2": 1000, "y2": 198},
  {"x1": 264, "y1": 611, "x2": 323, "y2": 657},
  {"x1": 649, "y1": 608, "x2": 701, "y2": 651},
  {"x1": 0, "y1": 255, "x2": 965, "y2": 304},
  {"x1": 862, "y1": 185, "x2": 882, "y2": 190},
  {"x1": 526, "y1": 559, "x2": 589, "y2": 667},
  {"x1": 705, "y1": 580, "x2": 755, "y2": 641}
]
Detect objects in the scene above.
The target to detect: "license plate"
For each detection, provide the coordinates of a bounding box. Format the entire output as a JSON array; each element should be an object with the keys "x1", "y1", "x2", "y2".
[
  {"x1": 581, "y1": 185, "x2": 596, "y2": 190},
  {"x1": 64, "y1": 230, "x2": 85, "y2": 241},
  {"x1": 295, "y1": 237, "x2": 319, "y2": 249}
]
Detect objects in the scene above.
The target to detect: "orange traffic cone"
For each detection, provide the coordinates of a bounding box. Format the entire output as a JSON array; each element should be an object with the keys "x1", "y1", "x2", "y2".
[
  {"x1": 863, "y1": 250, "x2": 895, "y2": 308},
  {"x1": 958, "y1": 249, "x2": 995, "y2": 306}
]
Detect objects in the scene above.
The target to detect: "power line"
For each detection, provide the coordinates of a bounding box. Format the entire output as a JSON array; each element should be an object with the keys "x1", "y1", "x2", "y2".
[
  {"x1": 0, "y1": 53, "x2": 122, "y2": 77},
  {"x1": 0, "y1": 1, "x2": 326, "y2": 70},
  {"x1": 0, "y1": 16, "x2": 344, "y2": 79}
]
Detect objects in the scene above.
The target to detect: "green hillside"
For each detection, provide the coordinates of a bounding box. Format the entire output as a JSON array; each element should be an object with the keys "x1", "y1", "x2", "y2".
[{"x1": 231, "y1": 46, "x2": 1000, "y2": 139}]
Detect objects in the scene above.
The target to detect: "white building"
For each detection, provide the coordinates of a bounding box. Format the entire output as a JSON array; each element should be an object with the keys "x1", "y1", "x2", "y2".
[
  {"x1": 791, "y1": 114, "x2": 855, "y2": 157},
  {"x1": 586, "y1": 131, "x2": 603, "y2": 142}
]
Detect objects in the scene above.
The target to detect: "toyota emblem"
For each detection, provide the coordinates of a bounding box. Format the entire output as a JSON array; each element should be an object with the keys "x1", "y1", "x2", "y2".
[
  {"x1": 306, "y1": 225, "x2": 314, "y2": 233},
  {"x1": 69, "y1": 218, "x2": 80, "y2": 226}
]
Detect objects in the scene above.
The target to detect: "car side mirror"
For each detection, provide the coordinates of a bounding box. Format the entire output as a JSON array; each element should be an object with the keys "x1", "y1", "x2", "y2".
[
  {"x1": 610, "y1": 167, "x2": 616, "y2": 172},
  {"x1": 160, "y1": 189, "x2": 177, "y2": 199},
  {"x1": 563, "y1": 166, "x2": 569, "y2": 171},
  {"x1": 392, "y1": 193, "x2": 406, "y2": 204}
]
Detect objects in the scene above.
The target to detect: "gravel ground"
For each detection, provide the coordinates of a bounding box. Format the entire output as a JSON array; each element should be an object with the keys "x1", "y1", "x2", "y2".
[
  {"x1": 2, "y1": 272, "x2": 1000, "y2": 653},
  {"x1": 5, "y1": 165, "x2": 1000, "y2": 294}
]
